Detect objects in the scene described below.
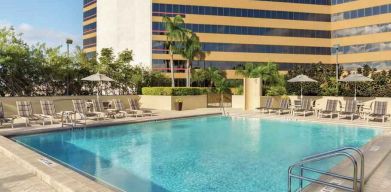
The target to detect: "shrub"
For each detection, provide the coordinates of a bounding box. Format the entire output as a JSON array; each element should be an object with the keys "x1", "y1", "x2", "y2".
[{"x1": 142, "y1": 87, "x2": 208, "y2": 96}]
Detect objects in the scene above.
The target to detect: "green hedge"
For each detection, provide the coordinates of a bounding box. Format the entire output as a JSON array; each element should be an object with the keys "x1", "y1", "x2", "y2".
[{"x1": 142, "y1": 87, "x2": 208, "y2": 96}]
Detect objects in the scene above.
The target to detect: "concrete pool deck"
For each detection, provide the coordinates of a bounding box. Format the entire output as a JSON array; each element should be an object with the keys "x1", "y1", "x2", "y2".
[{"x1": 0, "y1": 108, "x2": 389, "y2": 192}]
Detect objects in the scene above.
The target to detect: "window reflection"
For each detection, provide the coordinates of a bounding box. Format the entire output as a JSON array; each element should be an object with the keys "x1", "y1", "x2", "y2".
[
  {"x1": 332, "y1": 23, "x2": 391, "y2": 38},
  {"x1": 332, "y1": 4, "x2": 391, "y2": 21},
  {"x1": 152, "y1": 3, "x2": 330, "y2": 22},
  {"x1": 152, "y1": 41, "x2": 330, "y2": 55}
]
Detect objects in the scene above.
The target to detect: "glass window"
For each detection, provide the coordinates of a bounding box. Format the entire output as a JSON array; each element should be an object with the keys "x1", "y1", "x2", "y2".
[
  {"x1": 358, "y1": 9, "x2": 365, "y2": 17},
  {"x1": 173, "y1": 5, "x2": 179, "y2": 13},
  {"x1": 223, "y1": 8, "x2": 230, "y2": 16},
  {"x1": 373, "y1": 6, "x2": 380, "y2": 15},
  {"x1": 199, "y1": 6, "x2": 205, "y2": 15},
  {"x1": 365, "y1": 7, "x2": 372, "y2": 16},
  {"x1": 192, "y1": 6, "x2": 199, "y2": 14},
  {"x1": 217, "y1": 8, "x2": 223, "y2": 15},
  {"x1": 166, "y1": 4, "x2": 172, "y2": 13},
  {"x1": 351, "y1": 10, "x2": 357, "y2": 18},
  {"x1": 380, "y1": 5, "x2": 388, "y2": 14}
]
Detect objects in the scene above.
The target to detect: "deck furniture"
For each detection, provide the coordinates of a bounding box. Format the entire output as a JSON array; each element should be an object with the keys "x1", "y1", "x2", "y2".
[
  {"x1": 318, "y1": 99, "x2": 339, "y2": 119},
  {"x1": 257, "y1": 97, "x2": 273, "y2": 114},
  {"x1": 0, "y1": 102, "x2": 14, "y2": 128},
  {"x1": 112, "y1": 99, "x2": 133, "y2": 117},
  {"x1": 72, "y1": 100, "x2": 102, "y2": 125},
  {"x1": 292, "y1": 98, "x2": 313, "y2": 117},
  {"x1": 128, "y1": 98, "x2": 153, "y2": 117},
  {"x1": 269, "y1": 98, "x2": 290, "y2": 115},
  {"x1": 16, "y1": 101, "x2": 45, "y2": 126},
  {"x1": 338, "y1": 100, "x2": 358, "y2": 120},
  {"x1": 40, "y1": 100, "x2": 71, "y2": 125},
  {"x1": 91, "y1": 99, "x2": 119, "y2": 119},
  {"x1": 366, "y1": 101, "x2": 389, "y2": 123}
]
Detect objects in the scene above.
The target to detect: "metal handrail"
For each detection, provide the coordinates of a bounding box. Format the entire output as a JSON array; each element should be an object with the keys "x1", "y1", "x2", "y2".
[{"x1": 288, "y1": 147, "x2": 364, "y2": 192}]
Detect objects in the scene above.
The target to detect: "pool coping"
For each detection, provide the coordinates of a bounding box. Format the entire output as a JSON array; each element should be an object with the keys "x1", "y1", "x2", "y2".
[
  {"x1": 1, "y1": 112, "x2": 222, "y2": 137},
  {"x1": 0, "y1": 110, "x2": 389, "y2": 192}
]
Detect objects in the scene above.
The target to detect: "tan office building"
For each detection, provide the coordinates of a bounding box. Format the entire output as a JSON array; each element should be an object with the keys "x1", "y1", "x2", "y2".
[{"x1": 83, "y1": 0, "x2": 391, "y2": 79}]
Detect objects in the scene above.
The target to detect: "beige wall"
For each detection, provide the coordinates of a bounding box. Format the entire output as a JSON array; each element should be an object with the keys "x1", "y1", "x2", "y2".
[
  {"x1": 140, "y1": 95, "x2": 172, "y2": 110},
  {"x1": 233, "y1": 95, "x2": 391, "y2": 112},
  {"x1": 1, "y1": 95, "x2": 208, "y2": 117},
  {"x1": 0, "y1": 95, "x2": 139, "y2": 116},
  {"x1": 244, "y1": 78, "x2": 262, "y2": 110},
  {"x1": 140, "y1": 95, "x2": 207, "y2": 110},
  {"x1": 232, "y1": 95, "x2": 244, "y2": 109}
]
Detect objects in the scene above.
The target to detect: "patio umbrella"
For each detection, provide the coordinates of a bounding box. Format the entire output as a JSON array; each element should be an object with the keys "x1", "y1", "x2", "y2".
[
  {"x1": 288, "y1": 74, "x2": 317, "y2": 101},
  {"x1": 339, "y1": 73, "x2": 373, "y2": 101},
  {"x1": 82, "y1": 73, "x2": 114, "y2": 101}
]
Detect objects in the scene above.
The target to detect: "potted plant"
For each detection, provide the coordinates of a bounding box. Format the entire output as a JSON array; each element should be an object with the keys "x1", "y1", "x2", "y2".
[{"x1": 175, "y1": 98, "x2": 183, "y2": 111}]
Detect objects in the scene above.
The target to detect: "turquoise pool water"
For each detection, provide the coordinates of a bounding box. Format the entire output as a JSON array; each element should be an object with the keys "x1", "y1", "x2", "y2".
[{"x1": 13, "y1": 116, "x2": 378, "y2": 192}]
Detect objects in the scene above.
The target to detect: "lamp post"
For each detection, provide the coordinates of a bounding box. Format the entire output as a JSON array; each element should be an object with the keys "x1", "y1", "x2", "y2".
[
  {"x1": 65, "y1": 38, "x2": 73, "y2": 95},
  {"x1": 333, "y1": 44, "x2": 340, "y2": 96},
  {"x1": 66, "y1": 38, "x2": 73, "y2": 57}
]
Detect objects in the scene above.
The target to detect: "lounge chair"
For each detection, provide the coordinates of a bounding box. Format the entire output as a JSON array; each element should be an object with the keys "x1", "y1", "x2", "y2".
[
  {"x1": 338, "y1": 100, "x2": 358, "y2": 120},
  {"x1": 16, "y1": 101, "x2": 45, "y2": 126},
  {"x1": 318, "y1": 99, "x2": 339, "y2": 119},
  {"x1": 112, "y1": 99, "x2": 133, "y2": 117},
  {"x1": 258, "y1": 97, "x2": 273, "y2": 113},
  {"x1": 292, "y1": 99, "x2": 313, "y2": 117},
  {"x1": 91, "y1": 99, "x2": 119, "y2": 119},
  {"x1": 128, "y1": 98, "x2": 153, "y2": 117},
  {"x1": 269, "y1": 98, "x2": 290, "y2": 115},
  {"x1": 72, "y1": 100, "x2": 102, "y2": 124},
  {"x1": 39, "y1": 100, "x2": 67, "y2": 125},
  {"x1": 0, "y1": 102, "x2": 14, "y2": 128},
  {"x1": 367, "y1": 101, "x2": 389, "y2": 123}
]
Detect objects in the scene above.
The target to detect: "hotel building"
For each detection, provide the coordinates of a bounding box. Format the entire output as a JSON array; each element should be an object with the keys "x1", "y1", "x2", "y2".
[{"x1": 83, "y1": 0, "x2": 391, "y2": 79}]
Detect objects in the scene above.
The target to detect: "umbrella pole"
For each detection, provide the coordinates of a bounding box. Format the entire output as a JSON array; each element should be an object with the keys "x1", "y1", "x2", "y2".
[
  {"x1": 354, "y1": 82, "x2": 357, "y2": 101},
  {"x1": 300, "y1": 83, "x2": 303, "y2": 103}
]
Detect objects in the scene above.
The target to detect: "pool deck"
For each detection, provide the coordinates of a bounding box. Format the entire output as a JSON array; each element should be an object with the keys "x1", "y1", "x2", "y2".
[{"x1": 0, "y1": 108, "x2": 389, "y2": 192}]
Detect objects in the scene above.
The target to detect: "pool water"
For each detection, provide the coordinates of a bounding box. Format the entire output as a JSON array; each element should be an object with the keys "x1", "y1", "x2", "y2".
[{"x1": 13, "y1": 116, "x2": 379, "y2": 192}]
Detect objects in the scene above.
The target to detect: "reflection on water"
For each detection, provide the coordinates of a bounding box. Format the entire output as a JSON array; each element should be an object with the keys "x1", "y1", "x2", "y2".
[{"x1": 14, "y1": 117, "x2": 378, "y2": 192}]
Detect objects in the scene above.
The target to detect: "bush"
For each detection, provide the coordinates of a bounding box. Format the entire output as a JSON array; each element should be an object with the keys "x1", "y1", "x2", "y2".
[{"x1": 142, "y1": 87, "x2": 208, "y2": 96}]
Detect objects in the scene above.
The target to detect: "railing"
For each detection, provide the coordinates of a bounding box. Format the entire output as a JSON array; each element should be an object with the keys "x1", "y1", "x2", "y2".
[{"x1": 288, "y1": 147, "x2": 364, "y2": 192}]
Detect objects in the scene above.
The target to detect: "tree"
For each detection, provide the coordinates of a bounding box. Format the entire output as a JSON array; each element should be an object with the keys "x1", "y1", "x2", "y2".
[
  {"x1": 162, "y1": 15, "x2": 189, "y2": 87},
  {"x1": 236, "y1": 62, "x2": 286, "y2": 95},
  {"x1": 214, "y1": 78, "x2": 231, "y2": 110},
  {"x1": 179, "y1": 32, "x2": 203, "y2": 87}
]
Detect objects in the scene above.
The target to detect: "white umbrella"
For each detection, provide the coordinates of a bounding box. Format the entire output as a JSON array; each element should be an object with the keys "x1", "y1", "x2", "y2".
[
  {"x1": 339, "y1": 73, "x2": 373, "y2": 101},
  {"x1": 82, "y1": 73, "x2": 114, "y2": 101},
  {"x1": 288, "y1": 74, "x2": 317, "y2": 101}
]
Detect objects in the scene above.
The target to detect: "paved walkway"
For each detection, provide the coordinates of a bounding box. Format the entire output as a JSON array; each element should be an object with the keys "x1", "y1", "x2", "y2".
[
  {"x1": 365, "y1": 152, "x2": 391, "y2": 192},
  {"x1": 0, "y1": 154, "x2": 55, "y2": 192}
]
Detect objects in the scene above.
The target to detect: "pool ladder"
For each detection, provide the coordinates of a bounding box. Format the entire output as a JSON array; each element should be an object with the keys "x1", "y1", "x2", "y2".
[{"x1": 288, "y1": 147, "x2": 364, "y2": 192}]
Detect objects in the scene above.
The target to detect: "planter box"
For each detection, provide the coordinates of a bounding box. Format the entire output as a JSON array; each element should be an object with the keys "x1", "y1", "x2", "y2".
[{"x1": 140, "y1": 95, "x2": 207, "y2": 111}]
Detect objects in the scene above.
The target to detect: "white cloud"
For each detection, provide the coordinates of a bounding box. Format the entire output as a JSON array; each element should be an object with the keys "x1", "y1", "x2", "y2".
[{"x1": 0, "y1": 20, "x2": 81, "y2": 52}]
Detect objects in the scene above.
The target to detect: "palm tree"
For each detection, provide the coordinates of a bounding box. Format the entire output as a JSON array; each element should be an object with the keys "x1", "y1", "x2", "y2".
[
  {"x1": 162, "y1": 15, "x2": 189, "y2": 87},
  {"x1": 206, "y1": 67, "x2": 225, "y2": 88},
  {"x1": 235, "y1": 62, "x2": 262, "y2": 78},
  {"x1": 236, "y1": 61, "x2": 285, "y2": 95},
  {"x1": 180, "y1": 32, "x2": 202, "y2": 87},
  {"x1": 214, "y1": 78, "x2": 231, "y2": 113}
]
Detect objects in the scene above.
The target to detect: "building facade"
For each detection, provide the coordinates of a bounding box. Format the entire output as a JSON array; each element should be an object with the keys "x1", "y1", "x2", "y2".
[{"x1": 83, "y1": 0, "x2": 391, "y2": 78}]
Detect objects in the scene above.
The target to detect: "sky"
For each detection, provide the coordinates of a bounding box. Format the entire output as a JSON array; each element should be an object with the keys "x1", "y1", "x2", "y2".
[{"x1": 0, "y1": 0, "x2": 82, "y2": 51}]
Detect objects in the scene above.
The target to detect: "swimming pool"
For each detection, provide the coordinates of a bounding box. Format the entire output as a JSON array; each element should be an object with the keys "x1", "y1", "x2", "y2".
[{"x1": 13, "y1": 116, "x2": 379, "y2": 192}]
